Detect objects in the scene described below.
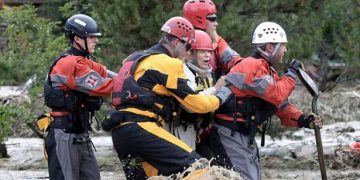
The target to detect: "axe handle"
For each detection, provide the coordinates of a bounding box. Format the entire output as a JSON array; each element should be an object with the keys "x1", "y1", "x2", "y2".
[
  {"x1": 312, "y1": 95, "x2": 327, "y2": 180},
  {"x1": 297, "y1": 68, "x2": 327, "y2": 180},
  {"x1": 315, "y1": 128, "x2": 327, "y2": 180}
]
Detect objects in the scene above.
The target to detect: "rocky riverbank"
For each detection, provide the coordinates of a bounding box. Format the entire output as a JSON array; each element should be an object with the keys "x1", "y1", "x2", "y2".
[{"x1": 0, "y1": 83, "x2": 359, "y2": 179}]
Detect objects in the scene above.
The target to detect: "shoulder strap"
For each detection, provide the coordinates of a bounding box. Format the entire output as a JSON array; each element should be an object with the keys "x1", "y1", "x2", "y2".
[
  {"x1": 47, "y1": 53, "x2": 70, "y2": 86},
  {"x1": 129, "y1": 49, "x2": 161, "y2": 75}
]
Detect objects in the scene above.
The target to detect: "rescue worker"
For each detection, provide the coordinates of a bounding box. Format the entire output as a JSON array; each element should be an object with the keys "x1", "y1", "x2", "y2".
[
  {"x1": 110, "y1": 17, "x2": 231, "y2": 179},
  {"x1": 164, "y1": 30, "x2": 226, "y2": 150},
  {"x1": 208, "y1": 22, "x2": 323, "y2": 179},
  {"x1": 183, "y1": 0, "x2": 242, "y2": 79},
  {"x1": 44, "y1": 14, "x2": 115, "y2": 180}
]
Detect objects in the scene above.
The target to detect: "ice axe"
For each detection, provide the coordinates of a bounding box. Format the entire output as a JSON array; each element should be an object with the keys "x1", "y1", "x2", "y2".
[{"x1": 296, "y1": 65, "x2": 327, "y2": 180}]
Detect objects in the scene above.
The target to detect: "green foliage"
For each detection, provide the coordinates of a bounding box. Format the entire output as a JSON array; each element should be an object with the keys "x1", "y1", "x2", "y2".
[
  {"x1": 0, "y1": 1, "x2": 358, "y2": 141},
  {"x1": 89, "y1": 0, "x2": 184, "y2": 70},
  {"x1": 215, "y1": 0, "x2": 324, "y2": 62},
  {"x1": 0, "y1": 5, "x2": 67, "y2": 86},
  {"x1": 0, "y1": 105, "x2": 18, "y2": 144}
]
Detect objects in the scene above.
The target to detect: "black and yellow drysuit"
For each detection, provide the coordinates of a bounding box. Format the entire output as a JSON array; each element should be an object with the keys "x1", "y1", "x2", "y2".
[{"x1": 111, "y1": 43, "x2": 226, "y2": 179}]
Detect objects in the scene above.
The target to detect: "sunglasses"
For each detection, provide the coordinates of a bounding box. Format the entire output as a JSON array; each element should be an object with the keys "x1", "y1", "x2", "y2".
[
  {"x1": 206, "y1": 16, "x2": 217, "y2": 22},
  {"x1": 181, "y1": 40, "x2": 192, "y2": 51}
]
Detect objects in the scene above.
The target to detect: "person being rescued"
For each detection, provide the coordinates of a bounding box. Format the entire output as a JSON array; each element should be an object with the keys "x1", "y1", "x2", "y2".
[
  {"x1": 103, "y1": 17, "x2": 232, "y2": 180},
  {"x1": 163, "y1": 30, "x2": 226, "y2": 154},
  {"x1": 182, "y1": 0, "x2": 243, "y2": 80}
]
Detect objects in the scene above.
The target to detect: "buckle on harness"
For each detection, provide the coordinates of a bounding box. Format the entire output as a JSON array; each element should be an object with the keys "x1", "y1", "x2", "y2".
[
  {"x1": 73, "y1": 137, "x2": 91, "y2": 144},
  {"x1": 125, "y1": 91, "x2": 138, "y2": 100}
]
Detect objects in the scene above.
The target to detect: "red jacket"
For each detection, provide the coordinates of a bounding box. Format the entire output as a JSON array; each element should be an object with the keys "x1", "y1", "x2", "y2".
[
  {"x1": 50, "y1": 49, "x2": 113, "y2": 97},
  {"x1": 210, "y1": 36, "x2": 242, "y2": 74},
  {"x1": 227, "y1": 56, "x2": 303, "y2": 127}
]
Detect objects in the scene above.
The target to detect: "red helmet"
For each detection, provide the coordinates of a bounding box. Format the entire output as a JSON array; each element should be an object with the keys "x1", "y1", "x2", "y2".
[
  {"x1": 183, "y1": 0, "x2": 217, "y2": 29},
  {"x1": 191, "y1": 30, "x2": 213, "y2": 51},
  {"x1": 161, "y1": 16, "x2": 195, "y2": 44}
]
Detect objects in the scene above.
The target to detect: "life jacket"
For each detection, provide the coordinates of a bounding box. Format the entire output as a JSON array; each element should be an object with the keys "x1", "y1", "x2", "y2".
[
  {"x1": 111, "y1": 49, "x2": 177, "y2": 123},
  {"x1": 44, "y1": 54, "x2": 103, "y2": 133},
  {"x1": 175, "y1": 63, "x2": 214, "y2": 128},
  {"x1": 215, "y1": 95, "x2": 277, "y2": 145}
]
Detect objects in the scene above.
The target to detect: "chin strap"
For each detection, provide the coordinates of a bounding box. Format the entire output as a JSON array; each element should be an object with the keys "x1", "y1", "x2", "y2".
[
  {"x1": 256, "y1": 43, "x2": 280, "y2": 64},
  {"x1": 74, "y1": 37, "x2": 90, "y2": 57}
]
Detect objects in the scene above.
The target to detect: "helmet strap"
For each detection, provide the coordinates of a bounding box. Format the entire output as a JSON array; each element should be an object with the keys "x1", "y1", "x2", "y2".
[
  {"x1": 74, "y1": 37, "x2": 90, "y2": 56},
  {"x1": 256, "y1": 43, "x2": 280, "y2": 65},
  {"x1": 163, "y1": 35, "x2": 181, "y2": 58}
]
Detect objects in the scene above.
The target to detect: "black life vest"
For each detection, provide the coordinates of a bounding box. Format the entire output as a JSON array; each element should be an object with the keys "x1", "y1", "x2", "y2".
[
  {"x1": 44, "y1": 53, "x2": 103, "y2": 132},
  {"x1": 111, "y1": 49, "x2": 177, "y2": 122},
  {"x1": 216, "y1": 95, "x2": 277, "y2": 145}
]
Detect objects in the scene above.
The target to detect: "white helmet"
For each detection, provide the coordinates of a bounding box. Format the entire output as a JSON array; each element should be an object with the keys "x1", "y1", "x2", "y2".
[{"x1": 252, "y1": 22, "x2": 287, "y2": 44}]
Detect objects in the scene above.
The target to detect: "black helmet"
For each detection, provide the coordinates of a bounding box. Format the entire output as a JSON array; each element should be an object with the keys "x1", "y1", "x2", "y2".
[{"x1": 65, "y1": 14, "x2": 101, "y2": 42}]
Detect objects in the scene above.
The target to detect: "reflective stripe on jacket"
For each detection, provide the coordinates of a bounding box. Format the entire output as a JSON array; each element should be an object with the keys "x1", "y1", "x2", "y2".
[
  {"x1": 49, "y1": 54, "x2": 113, "y2": 96},
  {"x1": 210, "y1": 36, "x2": 242, "y2": 74},
  {"x1": 226, "y1": 56, "x2": 303, "y2": 127}
]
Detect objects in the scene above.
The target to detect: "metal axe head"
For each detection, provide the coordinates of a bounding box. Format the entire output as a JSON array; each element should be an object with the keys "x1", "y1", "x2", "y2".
[{"x1": 298, "y1": 68, "x2": 319, "y2": 97}]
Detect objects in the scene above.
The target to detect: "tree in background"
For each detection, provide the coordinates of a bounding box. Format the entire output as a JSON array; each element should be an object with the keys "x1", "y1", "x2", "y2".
[
  {"x1": 0, "y1": 5, "x2": 67, "y2": 86},
  {"x1": 89, "y1": 0, "x2": 184, "y2": 71},
  {"x1": 89, "y1": 0, "x2": 359, "y2": 91},
  {"x1": 0, "y1": 1, "x2": 358, "y2": 141}
]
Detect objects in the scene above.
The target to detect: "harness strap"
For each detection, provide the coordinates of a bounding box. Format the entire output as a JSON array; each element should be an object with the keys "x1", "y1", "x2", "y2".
[{"x1": 50, "y1": 111, "x2": 71, "y2": 116}]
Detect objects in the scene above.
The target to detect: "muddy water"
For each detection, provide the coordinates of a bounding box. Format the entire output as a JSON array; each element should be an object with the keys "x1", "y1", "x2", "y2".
[
  {"x1": 1, "y1": 122, "x2": 360, "y2": 180},
  {"x1": 0, "y1": 137, "x2": 124, "y2": 180}
]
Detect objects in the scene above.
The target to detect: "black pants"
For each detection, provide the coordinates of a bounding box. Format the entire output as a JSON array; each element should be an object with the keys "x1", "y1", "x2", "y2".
[{"x1": 112, "y1": 122, "x2": 201, "y2": 179}]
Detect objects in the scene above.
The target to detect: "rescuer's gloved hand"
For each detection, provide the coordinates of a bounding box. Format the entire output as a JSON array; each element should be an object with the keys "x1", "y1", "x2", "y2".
[
  {"x1": 284, "y1": 59, "x2": 304, "y2": 79},
  {"x1": 215, "y1": 86, "x2": 232, "y2": 105},
  {"x1": 298, "y1": 113, "x2": 322, "y2": 129},
  {"x1": 289, "y1": 59, "x2": 304, "y2": 71}
]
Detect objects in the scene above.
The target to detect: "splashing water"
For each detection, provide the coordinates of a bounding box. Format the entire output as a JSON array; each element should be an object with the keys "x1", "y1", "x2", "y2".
[{"x1": 148, "y1": 158, "x2": 243, "y2": 180}]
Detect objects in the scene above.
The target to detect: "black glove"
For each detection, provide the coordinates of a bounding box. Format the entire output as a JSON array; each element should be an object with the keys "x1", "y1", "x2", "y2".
[
  {"x1": 289, "y1": 59, "x2": 304, "y2": 71},
  {"x1": 298, "y1": 113, "x2": 317, "y2": 129},
  {"x1": 284, "y1": 59, "x2": 304, "y2": 79},
  {"x1": 215, "y1": 86, "x2": 232, "y2": 105}
]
